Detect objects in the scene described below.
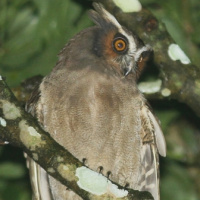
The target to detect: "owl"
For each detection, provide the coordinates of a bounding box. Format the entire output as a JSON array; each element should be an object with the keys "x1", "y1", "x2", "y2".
[{"x1": 26, "y1": 3, "x2": 166, "y2": 200}]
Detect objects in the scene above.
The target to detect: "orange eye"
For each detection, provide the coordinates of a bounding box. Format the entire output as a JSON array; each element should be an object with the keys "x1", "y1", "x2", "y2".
[{"x1": 113, "y1": 37, "x2": 128, "y2": 53}]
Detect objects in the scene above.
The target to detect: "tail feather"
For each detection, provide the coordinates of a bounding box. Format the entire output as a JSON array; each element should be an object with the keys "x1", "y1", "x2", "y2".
[
  {"x1": 139, "y1": 144, "x2": 160, "y2": 200},
  {"x1": 26, "y1": 155, "x2": 52, "y2": 200}
]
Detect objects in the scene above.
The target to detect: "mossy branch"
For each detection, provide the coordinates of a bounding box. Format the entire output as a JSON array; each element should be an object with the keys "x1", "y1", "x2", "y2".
[{"x1": 0, "y1": 77, "x2": 153, "y2": 200}]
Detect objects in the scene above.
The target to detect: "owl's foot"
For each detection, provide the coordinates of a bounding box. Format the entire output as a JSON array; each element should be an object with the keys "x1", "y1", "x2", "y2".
[
  {"x1": 107, "y1": 171, "x2": 112, "y2": 179},
  {"x1": 82, "y1": 158, "x2": 87, "y2": 165},
  {"x1": 124, "y1": 183, "x2": 130, "y2": 189},
  {"x1": 98, "y1": 166, "x2": 104, "y2": 174}
]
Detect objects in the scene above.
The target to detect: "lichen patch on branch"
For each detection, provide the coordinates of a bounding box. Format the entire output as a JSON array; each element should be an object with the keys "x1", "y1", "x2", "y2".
[
  {"x1": 76, "y1": 166, "x2": 128, "y2": 198},
  {"x1": 19, "y1": 120, "x2": 46, "y2": 150},
  {"x1": 161, "y1": 88, "x2": 171, "y2": 97},
  {"x1": 0, "y1": 100, "x2": 21, "y2": 120},
  {"x1": 113, "y1": 0, "x2": 142, "y2": 13},
  {"x1": 32, "y1": 153, "x2": 39, "y2": 161},
  {"x1": 28, "y1": 126, "x2": 41, "y2": 138},
  {"x1": 168, "y1": 44, "x2": 191, "y2": 64},
  {"x1": 58, "y1": 163, "x2": 78, "y2": 182},
  {"x1": 57, "y1": 156, "x2": 64, "y2": 162},
  {"x1": 47, "y1": 168, "x2": 55, "y2": 173},
  {"x1": 138, "y1": 79, "x2": 162, "y2": 94},
  {"x1": 0, "y1": 117, "x2": 7, "y2": 127}
]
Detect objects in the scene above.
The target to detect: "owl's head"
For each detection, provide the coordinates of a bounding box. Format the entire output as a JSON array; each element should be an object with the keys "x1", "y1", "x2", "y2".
[{"x1": 89, "y1": 3, "x2": 152, "y2": 78}]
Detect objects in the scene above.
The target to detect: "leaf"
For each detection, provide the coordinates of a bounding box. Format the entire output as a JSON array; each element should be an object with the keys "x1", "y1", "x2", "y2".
[
  {"x1": 161, "y1": 161, "x2": 199, "y2": 200},
  {"x1": 0, "y1": 162, "x2": 26, "y2": 179},
  {"x1": 0, "y1": 0, "x2": 92, "y2": 86}
]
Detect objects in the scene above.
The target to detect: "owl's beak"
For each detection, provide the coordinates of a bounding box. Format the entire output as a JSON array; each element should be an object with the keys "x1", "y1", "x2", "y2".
[
  {"x1": 123, "y1": 45, "x2": 152, "y2": 77},
  {"x1": 123, "y1": 56, "x2": 133, "y2": 76}
]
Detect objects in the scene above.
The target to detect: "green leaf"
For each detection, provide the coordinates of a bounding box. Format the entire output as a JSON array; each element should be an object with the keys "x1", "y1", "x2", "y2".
[
  {"x1": 0, "y1": 162, "x2": 26, "y2": 179},
  {"x1": 161, "y1": 161, "x2": 199, "y2": 200}
]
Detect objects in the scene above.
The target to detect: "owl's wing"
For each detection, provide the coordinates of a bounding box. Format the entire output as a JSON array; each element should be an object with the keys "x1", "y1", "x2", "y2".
[
  {"x1": 25, "y1": 85, "x2": 53, "y2": 200},
  {"x1": 147, "y1": 109, "x2": 166, "y2": 157},
  {"x1": 139, "y1": 104, "x2": 166, "y2": 200}
]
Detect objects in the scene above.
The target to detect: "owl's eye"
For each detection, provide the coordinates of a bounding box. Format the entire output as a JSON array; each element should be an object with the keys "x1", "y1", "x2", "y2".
[{"x1": 112, "y1": 37, "x2": 128, "y2": 54}]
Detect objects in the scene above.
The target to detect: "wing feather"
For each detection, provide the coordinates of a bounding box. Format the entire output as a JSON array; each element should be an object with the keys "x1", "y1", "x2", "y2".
[
  {"x1": 148, "y1": 110, "x2": 166, "y2": 157},
  {"x1": 138, "y1": 104, "x2": 166, "y2": 200}
]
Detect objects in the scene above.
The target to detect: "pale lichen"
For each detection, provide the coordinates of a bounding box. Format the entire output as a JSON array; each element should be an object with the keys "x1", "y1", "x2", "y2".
[
  {"x1": 19, "y1": 120, "x2": 45, "y2": 151},
  {"x1": 57, "y1": 163, "x2": 77, "y2": 182},
  {"x1": 107, "y1": 182, "x2": 128, "y2": 198},
  {"x1": 168, "y1": 44, "x2": 191, "y2": 64},
  {"x1": 0, "y1": 75, "x2": 2, "y2": 81},
  {"x1": 76, "y1": 166, "x2": 128, "y2": 198},
  {"x1": 161, "y1": 88, "x2": 171, "y2": 97},
  {"x1": 113, "y1": 0, "x2": 142, "y2": 13},
  {"x1": 32, "y1": 153, "x2": 39, "y2": 161},
  {"x1": 138, "y1": 79, "x2": 162, "y2": 94},
  {"x1": 28, "y1": 126, "x2": 41, "y2": 138},
  {"x1": 76, "y1": 166, "x2": 108, "y2": 195},
  {"x1": 47, "y1": 168, "x2": 55, "y2": 173},
  {"x1": 0, "y1": 117, "x2": 7, "y2": 127},
  {"x1": 57, "y1": 156, "x2": 64, "y2": 162},
  {"x1": 0, "y1": 100, "x2": 21, "y2": 120}
]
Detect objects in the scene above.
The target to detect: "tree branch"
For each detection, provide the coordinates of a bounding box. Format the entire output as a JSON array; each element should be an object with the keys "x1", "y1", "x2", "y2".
[{"x1": 0, "y1": 76, "x2": 153, "y2": 200}]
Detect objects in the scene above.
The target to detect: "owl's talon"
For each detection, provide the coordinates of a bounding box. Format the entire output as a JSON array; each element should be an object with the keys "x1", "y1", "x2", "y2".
[
  {"x1": 82, "y1": 158, "x2": 87, "y2": 165},
  {"x1": 107, "y1": 171, "x2": 112, "y2": 179},
  {"x1": 98, "y1": 166, "x2": 104, "y2": 174},
  {"x1": 124, "y1": 183, "x2": 130, "y2": 189}
]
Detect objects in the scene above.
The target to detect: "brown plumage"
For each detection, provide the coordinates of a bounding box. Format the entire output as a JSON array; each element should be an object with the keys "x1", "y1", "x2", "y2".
[{"x1": 26, "y1": 3, "x2": 166, "y2": 200}]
